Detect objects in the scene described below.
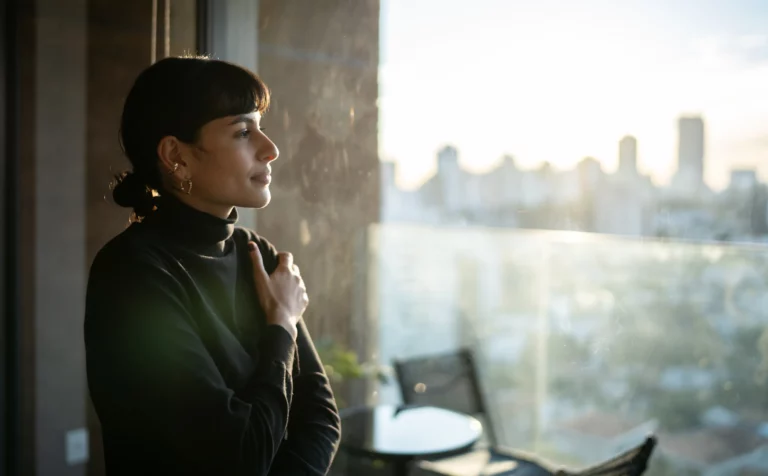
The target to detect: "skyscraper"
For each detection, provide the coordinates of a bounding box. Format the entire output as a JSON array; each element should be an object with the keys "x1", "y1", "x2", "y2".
[
  {"x1": 619, "y1": 135, "x2": 638, "y2": 175},
  {"x1": 676, "y1": 116, "x2": 705, "y2": 188},
  {"x1": 437, "y1": 145, "x2": 459, "y2": 170},
  {"x1": 436, "y1": 145, "x2": 463, "y2": 212}
]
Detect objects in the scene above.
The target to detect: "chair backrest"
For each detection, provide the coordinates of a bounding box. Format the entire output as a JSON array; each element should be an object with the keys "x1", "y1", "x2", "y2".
[{"x1": 393, "y1": 348, "x2": 499, "y2": 446}]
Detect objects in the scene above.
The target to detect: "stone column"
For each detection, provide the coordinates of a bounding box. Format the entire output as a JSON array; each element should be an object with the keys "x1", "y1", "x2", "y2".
[{"x1": 256, "y1": 1, "x2": 381, "y2": 384}]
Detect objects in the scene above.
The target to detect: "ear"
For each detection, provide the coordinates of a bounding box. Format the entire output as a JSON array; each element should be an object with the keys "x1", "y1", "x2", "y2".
[{"x1": 157, "y1": 136, "x2": 188, "y2": 177}]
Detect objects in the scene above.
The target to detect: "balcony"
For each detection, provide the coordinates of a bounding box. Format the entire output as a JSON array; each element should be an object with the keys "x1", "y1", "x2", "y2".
[{"x1": 345, "y1": 223, "x2": 768, "y2": 475}]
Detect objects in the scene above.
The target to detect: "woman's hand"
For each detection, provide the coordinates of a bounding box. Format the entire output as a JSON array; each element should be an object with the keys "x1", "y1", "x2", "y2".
[{"x1": 249, "y1": 241, "x2": 308, "y2": 340}]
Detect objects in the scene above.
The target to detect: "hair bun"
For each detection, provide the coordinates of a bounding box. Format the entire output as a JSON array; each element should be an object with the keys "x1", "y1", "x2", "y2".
[{"x1": 111, "y1": 171, "x2": 155, "y2": 218}]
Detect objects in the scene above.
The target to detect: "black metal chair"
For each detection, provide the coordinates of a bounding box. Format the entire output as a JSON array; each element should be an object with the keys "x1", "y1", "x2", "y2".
[
  {"x1": 394, "y1": 349, "x2": 657, "y2": 476},
  {"x1": 393, "y1": 348, "x2": 501, "y2": 447}
]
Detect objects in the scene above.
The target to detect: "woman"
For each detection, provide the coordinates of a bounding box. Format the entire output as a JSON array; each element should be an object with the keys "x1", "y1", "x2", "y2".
[{"x1": 84, "y1": 56, "x2": 341, "y2": 475}]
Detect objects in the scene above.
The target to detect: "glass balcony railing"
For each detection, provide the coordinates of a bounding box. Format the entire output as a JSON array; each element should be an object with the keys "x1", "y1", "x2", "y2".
[{"x1": 352, "y1": 223, "x2": 768, "y2": 475}]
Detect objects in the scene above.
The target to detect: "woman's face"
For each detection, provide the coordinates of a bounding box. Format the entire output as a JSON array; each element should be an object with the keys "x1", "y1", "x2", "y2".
[{"x1": 164, "y1": 111, "x2": 279, "y2": 218}]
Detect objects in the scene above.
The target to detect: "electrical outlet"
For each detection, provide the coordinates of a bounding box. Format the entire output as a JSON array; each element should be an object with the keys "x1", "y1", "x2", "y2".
[{"x1": 65, "y1": 428, "x2": 89, "y2": 466}]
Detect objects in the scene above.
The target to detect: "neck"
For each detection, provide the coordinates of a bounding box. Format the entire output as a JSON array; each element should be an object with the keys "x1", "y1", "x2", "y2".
[
  {"x1": 170, "y1": 192, "x2": 235, "y2": 220},
  {"x1": 143, "y1": 192, "x2": 238, "y2": 256}
]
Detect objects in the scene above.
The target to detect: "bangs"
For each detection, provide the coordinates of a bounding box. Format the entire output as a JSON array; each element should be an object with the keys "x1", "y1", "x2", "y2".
[{"x1": 177, "y1": 59, "x2": 270, "y2": 141}]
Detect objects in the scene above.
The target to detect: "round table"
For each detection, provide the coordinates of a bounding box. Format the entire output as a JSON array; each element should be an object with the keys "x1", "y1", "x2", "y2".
[{"x1": 340, "y1": 404, "x2": 483, "y2": 475}]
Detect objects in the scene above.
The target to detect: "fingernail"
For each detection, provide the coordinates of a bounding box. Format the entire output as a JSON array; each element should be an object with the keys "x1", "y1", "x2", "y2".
[{"x1": 248, "y1": 242, "x2": 256, "y2": 252}]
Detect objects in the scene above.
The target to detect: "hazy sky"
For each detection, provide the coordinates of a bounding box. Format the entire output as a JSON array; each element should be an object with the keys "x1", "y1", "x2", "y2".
[{"x1": 378, "y1": 0, "x2": 768, "y2": 190}]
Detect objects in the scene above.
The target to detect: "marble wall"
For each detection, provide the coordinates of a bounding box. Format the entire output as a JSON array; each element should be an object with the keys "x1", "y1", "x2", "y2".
[{"x1": 256, "y1": 0, "x2": 381, "y2": 363}]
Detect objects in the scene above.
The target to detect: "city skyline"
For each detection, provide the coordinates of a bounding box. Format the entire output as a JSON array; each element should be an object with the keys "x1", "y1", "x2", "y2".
[
  {"x1": 384, "y1": 114, "x2": 764, "y2": 194},
  {"x1": 379, "y1": 0, "x2": 768, "y2": 191}
]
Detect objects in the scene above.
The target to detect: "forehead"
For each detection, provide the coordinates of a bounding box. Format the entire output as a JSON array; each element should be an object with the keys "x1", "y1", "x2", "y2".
[{"x1": 208, "y1": 111, "x2": 261, "y2": 128}]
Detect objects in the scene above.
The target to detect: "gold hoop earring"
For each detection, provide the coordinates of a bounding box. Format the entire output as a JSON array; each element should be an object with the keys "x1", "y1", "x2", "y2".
[
  {"x1": 168, "y1": 163, "x2": 179, "y2": 175},
  {"x1": 180, "y1": 179, "x2": 193, "y2": 195}
]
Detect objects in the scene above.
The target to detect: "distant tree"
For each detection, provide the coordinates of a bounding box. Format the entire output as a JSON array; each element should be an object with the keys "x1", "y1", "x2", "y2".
[
  {"x1": 715, "y1": 327, "x2": 768, "y2": 413},
  {"x1": 645, "y1": 389, "x2": 710, "y2": 431}
]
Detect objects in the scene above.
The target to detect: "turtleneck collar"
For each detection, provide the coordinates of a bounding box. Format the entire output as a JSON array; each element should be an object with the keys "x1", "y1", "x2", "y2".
[{"x1": 143, "y1": 194, "x2": 238, "y2": 255}]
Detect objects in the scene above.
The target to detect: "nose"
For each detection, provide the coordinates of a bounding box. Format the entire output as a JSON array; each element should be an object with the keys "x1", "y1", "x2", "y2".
[
  {"x1": 259, "y1": 144, "x2": 280, "y2": 162},
  {"x1": 260, "y1": 138, "x2": 279, "y2": 163}
]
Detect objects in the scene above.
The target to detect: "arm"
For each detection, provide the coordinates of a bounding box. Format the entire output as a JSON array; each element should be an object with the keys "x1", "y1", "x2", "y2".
[
  {"x1": 85, "y1": 248, "x2": 296, "y2": 476},
  {"x1": 252, "y1": 235, "x2": 341, "y2": 475},
  {"x1": 269, "y1": 319, "x2": 342, "y2": 475}
]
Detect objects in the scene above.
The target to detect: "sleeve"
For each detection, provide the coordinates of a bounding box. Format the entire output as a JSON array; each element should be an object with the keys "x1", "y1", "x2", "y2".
[
  {"x1": 84, "y1": 247, "x2": 296, "y2": 476},
  {"x1": 269, "y1": 320, "x2": 342, "y2": 475},
  {"x1": 251, "y1": 235, "x2": 342, "y2": 476}
]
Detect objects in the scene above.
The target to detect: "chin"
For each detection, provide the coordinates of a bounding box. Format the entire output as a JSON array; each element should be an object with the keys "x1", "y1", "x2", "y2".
[
  {"x1": 250, "y1": 190, "x2": 272, "y2": 209},
  {"x1": 232, "y1": 185, "x2": 271, "y2": 209},
  {"x1": 254, "y1": 198, "x2": 271, "y2": 209}
]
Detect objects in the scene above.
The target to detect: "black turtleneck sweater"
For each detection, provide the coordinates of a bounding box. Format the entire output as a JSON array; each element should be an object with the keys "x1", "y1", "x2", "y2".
[{"x1": 84, "y1": 195, "x2": 341, "y2": 476}]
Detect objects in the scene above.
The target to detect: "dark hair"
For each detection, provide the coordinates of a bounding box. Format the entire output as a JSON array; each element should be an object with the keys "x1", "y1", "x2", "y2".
[{"x1": 112, "y1": 56, "x2": 270, "y2": 219}]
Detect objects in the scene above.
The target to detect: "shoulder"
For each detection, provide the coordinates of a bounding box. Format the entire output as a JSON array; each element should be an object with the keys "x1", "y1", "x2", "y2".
[
  {"x1": 233, "y1": 226, "x2": 279, "y2": 261},
  {"x1": 89, "y1": 223, "x2": 174, "y2": 283},
  {"x1": 233, "y1": 226, "x2": 274, "y2": 249},
  {"x1": 86, "y1": 225, "x2": 189, "y2": 327}
]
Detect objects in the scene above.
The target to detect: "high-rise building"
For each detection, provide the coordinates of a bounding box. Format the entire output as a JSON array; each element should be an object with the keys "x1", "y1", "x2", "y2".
[
  {"x1": 437, "y1": 145, "x2": 459, "y2": 169},
  {"x1": 730, "y1": 169, "x2": 758, "y2": 191},
  {"x1": 676, "y1": 116, "x2": 705, "y2": 187},
  {"x1": 619, "y1": 135, "x2": 638, "y2": 175},
  {"x1": 436, "y1": 145, "x2": 464, "y2": 212}
]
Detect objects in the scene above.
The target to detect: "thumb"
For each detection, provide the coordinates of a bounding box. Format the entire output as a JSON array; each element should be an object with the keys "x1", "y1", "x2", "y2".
[{"x1": 248, "y1": 241, "x2": 270, "y2": 285}]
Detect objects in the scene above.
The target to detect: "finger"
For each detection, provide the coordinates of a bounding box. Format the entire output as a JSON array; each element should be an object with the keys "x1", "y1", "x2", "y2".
[
  {"x1": 248, "y1": 242, "x2": 270, "y2": 287},
  {"x1": 292, "y1": 264, "x2": 301, "y2": 276},
  {"x1": 278, "y1": 251, "x2": 294, "y2": 269}
]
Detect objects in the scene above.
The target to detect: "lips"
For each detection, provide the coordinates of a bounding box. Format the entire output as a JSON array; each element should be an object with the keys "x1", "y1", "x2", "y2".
[{"x1": 252, "y1": 172, "x2": 272, "y2": 185}]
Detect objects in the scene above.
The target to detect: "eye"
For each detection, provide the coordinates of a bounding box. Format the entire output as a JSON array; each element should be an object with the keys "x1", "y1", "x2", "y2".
[
  {"x1": 237, "y1": 129, "x2": 251, "y2": 139},
  {"x1": 259, "y1": 127, "x2": 267, "y2": 132}
]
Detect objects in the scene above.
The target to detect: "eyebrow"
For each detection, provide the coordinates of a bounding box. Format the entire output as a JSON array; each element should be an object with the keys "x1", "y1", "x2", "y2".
[{"x1": 228, "y1": 114, "x2": 257, "y2": 125}]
